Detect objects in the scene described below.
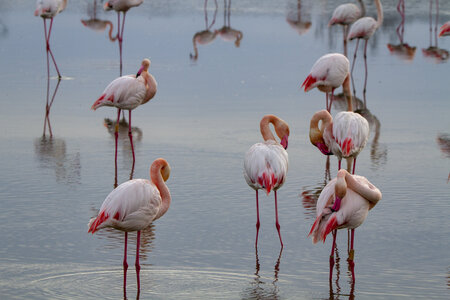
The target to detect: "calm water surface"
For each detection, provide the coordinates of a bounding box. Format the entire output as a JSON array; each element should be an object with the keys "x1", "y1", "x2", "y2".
[{"x1": 0, "y1": 0, "x2": 449, "y2": 299}]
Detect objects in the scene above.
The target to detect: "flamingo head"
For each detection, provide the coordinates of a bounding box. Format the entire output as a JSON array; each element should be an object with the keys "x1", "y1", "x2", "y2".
[
  {"x1": 104, "y1": 1, "x2": 114, "y2": 11},
  {"x1": 136, "y1": 58, "x2": 151, "y2": 78},
  {"x1": 160, "y1": 161, "x2": 171, "y2": 182},
  {"x1": 280, "y1": 135, "x2": 289, "y2": 150},
  {"x1": 310, "y1": 128, "x2": 331, "y2": 155},
  {"x1": 274, "y1": 121, "x2": 290, "y2": 149}
]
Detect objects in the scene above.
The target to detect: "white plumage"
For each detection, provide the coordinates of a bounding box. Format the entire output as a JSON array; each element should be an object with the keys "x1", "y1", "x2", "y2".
[
  {"x1": 104, "y1": 0, "x2": 143, "y2": 12},
  {"x1": 329, "y1": 3, "x2": 362, "y2": 26},
  {"x1": 94, "y1": 75, "x2": 147, "y2": 110},
  {"x1": 35, "y1": 0, "x2": 67, "y2": 18}
]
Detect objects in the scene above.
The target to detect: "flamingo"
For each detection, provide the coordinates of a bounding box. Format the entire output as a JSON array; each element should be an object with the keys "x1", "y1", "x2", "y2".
[
  {"x1": 329, "y1": 0, "x2": 365, "y2": 57},
  {"x1": 308, "y1": 169, "x2": 381, "y2": 282},
  {"x1": 81, "y1": 0, "x2": 116, "y2": 41},
  {"x1": 91, "y1": 58, "x2": 157, "y2": 171},
  {"x1": 347, "y1": 0, "x2": 383, "y2": 102},
  {"x1": 301, "y1": 53, "x2": 352, "y2": 113},
  {"x1": 309, "y1": 109, "x2": 369, "y2": 176},
  {"x1": 190, "y1": 0, "x2": 218, "y2": 61},
  {"x1": 386, "y1": 0, "x2": 416, "y2": 62},
  {"x1": 103, "y1": 0, "x2": 143, "y2": 75},
  {"x1": 88, "y1": 158, "x2": 171, "y2": 293},
  {"x1": 286, "y1": 0, "x2": 312, "y2": 36},
  {"x1": 217, "y1": 0, "x2": 243, "y2": 47},
  {"x1": 35, "y1": 0, "x2": 67, "y2": 79},
  {"x1": 244, "y1": 115, "x2": 289, "y2": 249},
  {"x1": 439, "y1": 21, "x2": 450, "y2": 37}
]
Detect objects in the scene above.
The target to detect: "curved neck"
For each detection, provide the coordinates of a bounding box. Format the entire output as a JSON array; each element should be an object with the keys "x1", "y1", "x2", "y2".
[
  {"x1": 310, "y1": 110, "x2": 332, "y2": 133},
  {"x1": 342, "y1": 170, "x2": 381, "y2": 206},
  {"x1": 150, "y1": 161, "x2": 171, "y2": 220},
  {"x1": 107, "y1": 21, "x2": 116, "y2": 41},
  {"x1": 260, "y1": 115, "x2": 283, "y2": 142},
  {"x1": 191, "y1": 36, "x2": 199, "y2": 60},
  {"x1": 375, "y1": 0, "x2": 383, "y2": 29},
  {"x1": 342, "y1": 74, "x2": 353, "y2": 111},
  {"x1": 140, "y1": 72, "x2": 157, "y2": 104}
]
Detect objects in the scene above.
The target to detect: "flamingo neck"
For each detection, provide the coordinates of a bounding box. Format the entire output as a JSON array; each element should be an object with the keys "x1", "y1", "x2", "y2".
[
  {"x1": 141, "y1": 72, "x2": 157, "y2": 104},
  {"x1": 150, "y1": 161, "x2": 171, "y2": 221},
  {"x1": 260, "y1": 115, "x2": 278, "y2": 142},
  {"x1": 107, "y1": 21, "x2": 116, "y2": 41},
  {"x1": 358, "y1": 0, "x2": 366, "y2": 17},
  {"x1": 310, "y1": 110, "x2": 332, "y2": 134},
  {"x1": 375, "y1": 0, "x2": 384, "y2": 29},
  {"x1": 343, "y1": 170, "x2": 382, "y2": 207},
  {"x1": 342, "y1": 74, "x2": 353, "y2": 111}
]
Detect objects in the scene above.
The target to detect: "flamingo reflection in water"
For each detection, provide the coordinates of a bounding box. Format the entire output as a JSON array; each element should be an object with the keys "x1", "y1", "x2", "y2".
[
  {"x1": 88, "y1": 158, "x2": 171, "y2": 298},
  {"x1": 81, "y1": 0, "x2": 115, "y2": 41},
  {"x1": 190, "y1": 0, "x2": 218, "y2": 61},
  {"x1": 286, "y1": 0, "x2": 312, "y2": 36},
  {"x1": 436, "y1": 133, "x2": 450, "y2": 182},
  {"x1": 423, "y1": 0, "x2": 449, "y2": 63},
  {"x1": 309, "y1": 169, "x2": 382, "y2": 282},
  {"x1": 244, "y1": 115, "x2": 289, "y2": 249},
  {"x1": 103, "y1": 0, "x2": 143, "y2": 75},
  {"x1": 217, "y1": 0, "x2": 243, "y2": 48},
  {"x1": 387, "y1": 0, "x2": 416, "y2": 62},
  {"x1": 92, "y1": 58, "x2": 157, "y2": 180}
]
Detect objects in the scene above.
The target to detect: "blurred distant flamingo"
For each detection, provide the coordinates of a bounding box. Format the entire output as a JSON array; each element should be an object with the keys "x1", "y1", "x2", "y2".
[
  {"x1": 348, "y1": 0, "x2": 383, "y2": 104},
  {"x1": 387, "y1": 0, "x2": 416, "y2": 62},
  {"x1": 301, "y1": 53, "x2": 352, "y2": 113},
  {"x1": 422, "y1": 1, "x2": 449, "y2": 62},
  {"x1": 88, "y1": 158, "x2": 171, "y2": 296},
  {"x1": 81, "y1": 0, "x2": 116, "y2": 41},
  {"x1": 309, "y1": 169, "x2": 381, "y2": 282},
  {"x1": 103, "y1": 0, "x2": 144, "y2": 75},
  {"x1": 329, "y1": 0, "x2": 365, "y2": 57},
  {"x1": 190, "y1": 0, "x2": 218, "y2": 61},
  {"x1": 35, "y1": 0, "x2": 67, "y2": 79},
  {"x1": 244, "y1": 115, "x2": 289, "y2": 249},
  {"x1": 91, "y1": 58, "x2": 157, "y2": 174},
  {"x1": 286, "y1": 0, "x2": 312, "y2": 36},
  {"x1": 217, "y1": 0, "x2": 243, "y2": 47},
  {"x1": 439, "y1": 21, "x2": 450, "y2": 37}
]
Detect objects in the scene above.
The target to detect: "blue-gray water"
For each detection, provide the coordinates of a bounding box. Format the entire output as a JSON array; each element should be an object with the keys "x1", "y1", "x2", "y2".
[{"x1": 0, "y1": 0, "x2": 449, "y2": 299}]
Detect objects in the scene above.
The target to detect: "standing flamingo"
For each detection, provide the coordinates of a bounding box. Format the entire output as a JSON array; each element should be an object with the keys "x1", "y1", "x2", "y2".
[
  {"x1": 301, "y1": 53, "x2": 351, "y2": 113},
  {"x1": 103, "y1": 0, "x2": 143, "y2": 75},
  {"x1": 190, "y1": 0, "x2": 218, "y2": 61},
  {"x1": 91, "y1": 58, "x2": 157, "y2": 173},
  {"x1": 88, "y1": 158, "x2": 171, "y2": 295},
  {"x1": 35, "y1": 0, "x2": 67, "y2": 79},
  {"x1": 439, "y1": 21, "x2": 450, "y2": 37},
  {"x1": 329, "y1": 0, "x2": 365, "y2": 57},
  {"x1": 244, "y1": 115, "x2": 289, "y2": 249},
  {"x1": 347, "y1": 0, "x2": 383, "y2": 104},
  {"x1": 309, "y1": 169, "x2": 381, "y2": 282}
]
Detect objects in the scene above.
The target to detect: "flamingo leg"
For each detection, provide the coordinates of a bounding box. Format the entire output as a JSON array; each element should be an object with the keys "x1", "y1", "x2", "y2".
[
  {"x1": 255, "y1": 190, "x2": 260, "y2": 248},
  {"x1": 45, "y1": 18, "x2": 61, "y2": 79},
  {"x1": 329, "y1": 230, "x2": 337, "y2": 282},
  {"x1": 330, "y1": 88, "x2": 335, "y2": 111},
  {"x1": 45, "y1": 78, "x2": 61, "y2": 138},
  {"x1": 350, "y1": 39, "x2": 360, "y2": 98},
  {"x1": 43, "y1": 18, "x2": 51, "y2": 137},
  {"x1": 115, "y1": 108, "x2": 121, "y2": 179},
  {"x1": 363, "y1": 40, "x2": 368, "y2": 108},
  {"x1": 338, "y1": 159, "x2": 342, "y2": 171},
  {"x1": 128, "y1": 110, "x2": 136, "y2": 169},
  {"x1": 135, "y1": 231, "x2": 141, "y2": 293},
  {"x1": 348, "y1": 229, "x2": 356, "y2": 282},
  {"x1": 326, "y1": 93, "x2": 330, "y2": 112},
  {"x1": 352, "y1": 157, "x2": 357, "y2": 175},
  {"x1": 123, "y1": 232, "x2": 129, "y2": 298},
  {"x1": 343, "y1": 25, "x2": 348, "y2": 57},
  {"x1": 274, "y1": 190, "x2": 283, "y2": 249}
]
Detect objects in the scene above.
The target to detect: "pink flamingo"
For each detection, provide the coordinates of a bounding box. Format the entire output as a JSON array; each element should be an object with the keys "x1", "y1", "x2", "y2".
[
  {"x1": 309, "y1": 109, "x2": 369, "y2": 177},
  {"x1": 35, "y1": 0, "x2": 67, "y2": 79},
  {"x1": 244, "y1": 115, "x2": 289, "y2": 249},
  {"x1": 91, "y1": 59, "x2": 157, "y2": 172},
  {"x1": 309, "y1": 169, "x2": 382, "y2": 282},
  {"x1": 439, "y1": 21, "x2": 450, "y2": 37},
  {"x1": 347, "y1": 0, "x2": 383, "y2": 104},
  {"x1": 103, "y1": 0, "x2": 143, "y2": 75},
  {"x1": 329, "y1": 0, "x2": 365, "y2": 57},
  {"x1": 301, "y1": 53, "x2": 351, "y2": 113},
  {"x1": 88, "y1": 158, "x2": 171, "y2": 295},
  {"x1": 190, "y1": 0, "x2": 218, "y2": 61}
]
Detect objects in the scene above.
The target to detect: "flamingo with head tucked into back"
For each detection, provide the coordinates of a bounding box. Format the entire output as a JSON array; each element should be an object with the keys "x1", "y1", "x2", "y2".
[
  {"x1": 347, "y1": 0, "x2": 383, "y2": 102},
  {"x1": 309, "y1": 169, "x2": 381, "y2": 282},
  {"x1": 88, "y1": 158, "x2": 171, "y2": 293},
  {"x1": 244, "y1": 115, "x2": 289, "y2": 249},
  {"x1": 301, "y1": 53, "x2": 351, "y2": 113},
  {"x1": 91, "y1": 58, "x2": 157, "y2": 171},
  {"x1": 35, "y1": 0, "x2": 67, "y2": 79}
]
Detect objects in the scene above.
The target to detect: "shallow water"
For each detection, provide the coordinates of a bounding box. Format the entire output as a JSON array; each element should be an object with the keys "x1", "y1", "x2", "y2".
[{"x1": 0, "y1": 0, "x2": 449, "y2": 299}]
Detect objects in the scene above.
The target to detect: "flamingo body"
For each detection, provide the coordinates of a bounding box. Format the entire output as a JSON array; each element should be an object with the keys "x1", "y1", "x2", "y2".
[
  {"x1": 104, "y1": 0, "x2": 143, "y2": 12},
  {"x1": 302, "y1": 53, "x2": 350, "y2": 93},
  {"x1": 329, "y1": 3, "x2": 362, "y2": 26},
  {"x1": 35, "y1": 0, "x2": 67, "y2": 18},
  {"x1": 244, "y1": 140, "x2": 288, "y2": 195},
  {"x1": 347, "y1": 16, "x2": 378, "y2": 40},
  {"x1": 439, "y1": 21, "x2": 450, "y2": 37}
]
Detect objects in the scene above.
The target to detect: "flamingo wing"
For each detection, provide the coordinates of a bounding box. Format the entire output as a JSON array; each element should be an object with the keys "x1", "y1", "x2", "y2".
[
  {"x1": 92, "y1": 75, "x2": 146, "y2": 110},
  {"x1": 302, "y1": 53, "x2": 349, "y2": 92},
  {"x1": 35, "y1": 0, "x2": 66, "y2": 17},
  {"x1": 439, "y1": 21, "x2": 450, "y2": 37},
  {"x1": 244, "y1": 141, "x2": 288, "y2": 194},
  {"x1": 331, "y1": 112, "x2": 369, "y2": 158},
  {"x1": 329, "y1": 4, "x2": 361, "y2": 26},
  {"x1": 88, "y1": 179, "x2": 161, "y2": 233},
  {"x1": 348, "y1": 17, "x2": 377, "y2": 40}
]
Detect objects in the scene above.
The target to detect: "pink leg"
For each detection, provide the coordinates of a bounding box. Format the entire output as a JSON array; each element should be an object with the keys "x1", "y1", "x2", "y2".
[
  {"x1": 274, "y1": 190, "x2": 283, "y2": 249},
  {"x1": 128, "y1": 110, "x2": 136, "y2": 167},
  {"x1": 330, "y1": 88, "x2": 335, "y2": 111},
  {"x1": 115, "y1": 108, "x2": 121, "y2": 180},
  {"x1": 135, "y1": 231, "x2": 141, "y2": 292},
  {"x1": 352, "y1": 157, "x2": 357, "y2": 175},
  {"x1": 43, "y1": 18, "x2": 51, "y2": 137},
  {"x1": 329, "y1": 230, "x2": 337, "y2": 282},
  {"x1": 123, "y1": 232, "x2": 128, "y2": 299},
  {"x1": 326, "y1": 93, "x2": 330, "y2": 112},
  {"x1": 348, "y1": 229, "x2": 356, "y2": 282},
  {"x1": 343, "y1": 25, "x2": 348, "y2": 57},
  {"x1": 363, "y1": 40, "x2": 368, "y2": 108},
  {"x1": 350, "y1": 39, "x2": 359, "y2": 98},
  {"x1": 45, "y1": 18, "x2": 61, "y2": 78},
  {"x1": 255, "y1": 190, "x2": 260, "y2": 249},
  {"x1": 338, "y1": 159, "x2": 342, "y2": 171}
]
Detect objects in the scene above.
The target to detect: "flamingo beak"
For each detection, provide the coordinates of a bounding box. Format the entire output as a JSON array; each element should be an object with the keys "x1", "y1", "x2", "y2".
[
  {"x1": 280, "y1": 135, "x2": 288, "y2": 150},
  {"x1": 317, "y1": 142, "x2": 332, "y2": 155},
  {"x1": 136, "y1": 65, "x2": 144, "y2": 78}
]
